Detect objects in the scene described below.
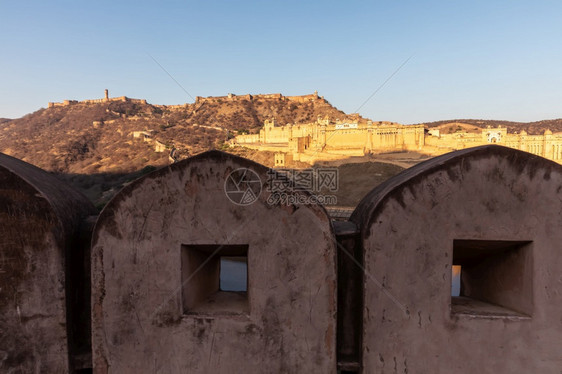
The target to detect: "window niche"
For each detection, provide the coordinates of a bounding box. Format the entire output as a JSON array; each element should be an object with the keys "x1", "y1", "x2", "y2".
[
  {"x1": 181, "y1": 244, "x2": 249, "y2": 315},
  {"x1": 451, "y1": 239, "x2": 533, "y2": 318}
]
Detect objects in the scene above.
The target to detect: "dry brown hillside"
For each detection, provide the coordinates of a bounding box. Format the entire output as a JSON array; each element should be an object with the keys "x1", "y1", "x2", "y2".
[
  {"x1": 4, "y1": 95, "x2": 561, "y2": 210},
  {"x1": 0, "y1": 93, "x2": 357, "y2": 208}
]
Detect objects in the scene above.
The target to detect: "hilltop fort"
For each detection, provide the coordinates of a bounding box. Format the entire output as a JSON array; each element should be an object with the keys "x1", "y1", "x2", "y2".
[
  {"x1": 37, "y1": 89, "x2": 562, "y2": 168},
  {"x1": 48, "y1": 89, "x2": 148, "y2": 108},
  {"x1": 194, "y1": 91, "x2": 325, "y2": 104},
  {"x1": 48, "y1": 90, "x2": 327, "y2": 110},
  {"x1": 5, "y1": 90, "x2": 562, "y2": 209}
]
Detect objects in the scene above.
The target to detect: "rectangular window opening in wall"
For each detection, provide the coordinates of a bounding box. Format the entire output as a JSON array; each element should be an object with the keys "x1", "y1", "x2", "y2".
[
  {"x1": 220, "y1": 256, "x2": 247, "y2": 292},
  {"x1": 181, "y1": 244, "x2": 249, "y2": 315},
  {"x1": 451, "y1": 265, "x2": 461, "y2": 297},
  {"x1": 451, "y1": 239, "x2": 533, "y2": 318}
]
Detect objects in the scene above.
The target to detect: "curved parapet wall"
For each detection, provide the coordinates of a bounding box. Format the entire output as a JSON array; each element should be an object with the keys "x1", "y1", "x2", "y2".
[
  {"x1": 0, "y1": 153, "x2": 96, "y2": 373},
  {"x1": 351, "y1": 145, "x2": 562, "y2": 373},
  {"x1": 91, "y1": 150, "x2": 337, "y2": 373}
]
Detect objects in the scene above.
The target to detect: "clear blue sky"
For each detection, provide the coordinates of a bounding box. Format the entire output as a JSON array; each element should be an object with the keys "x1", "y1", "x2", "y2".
[{"x1": 1, "y1": 0, "x2": 562, "y2": 124}]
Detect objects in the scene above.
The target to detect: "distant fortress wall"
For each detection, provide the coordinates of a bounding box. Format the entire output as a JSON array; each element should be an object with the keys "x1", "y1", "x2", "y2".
[
  {"x1": 159, "y1": 103, "x2": 190, "y2": 110},
  {"x1": 235, "y1": 118, "x2": 562, "y2": 164},
  {"x1": 48, "y1": 90, "x2": 147, "y2": 108},
  {"x1": 234, "y1": 116, "x2": 425, "y2": 162},
  {"x1": 194, "y1": 91, "x2": 324, "y2": 104},
  {"x1": 425, "y1": 127, "x2": 562, "y2": 161},
  {"x1": 48, "y1": 91, "x2": 323, "y2": 109},
  {"x1": 235, "y1": 134, "x2": 260, "y2": 144}
]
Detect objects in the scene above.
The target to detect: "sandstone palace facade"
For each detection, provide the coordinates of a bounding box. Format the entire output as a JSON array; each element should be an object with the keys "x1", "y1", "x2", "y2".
[{"x1": 234, "y1": 117, "x2": 562, "y2": 165}]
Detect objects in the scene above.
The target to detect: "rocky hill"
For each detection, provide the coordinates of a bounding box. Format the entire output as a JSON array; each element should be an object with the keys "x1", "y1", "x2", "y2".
[
  {"x1": 0, "y1": 93, "x2": 356, "y2": 208},
  {"x1": 5, "y1": 92, "x2": 561, "y2": 210}
]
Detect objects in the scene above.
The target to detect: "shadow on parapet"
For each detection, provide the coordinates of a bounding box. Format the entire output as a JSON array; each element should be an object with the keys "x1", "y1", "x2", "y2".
[{"x1": 0, "y1": 153, "x2": 97, "y2": 373}]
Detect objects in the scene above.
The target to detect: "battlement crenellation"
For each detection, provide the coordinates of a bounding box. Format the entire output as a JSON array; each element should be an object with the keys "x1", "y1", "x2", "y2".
[
  {"x1": 194, "y1": 91, "x2": 323, "y2": 104},
  {"x1": 48, "y1": 90, "x2": 147, "y2": 108}
]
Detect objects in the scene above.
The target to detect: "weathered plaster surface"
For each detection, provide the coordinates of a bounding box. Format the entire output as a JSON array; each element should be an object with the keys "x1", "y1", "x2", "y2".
[
  {"x1": 352, "y1": 146, "x2": 562, "y2": 373},
  {"x1": 0, "y1": 153, "x2": 96, "y2": 373},
  {"x1": 92, "y1": 151, "x2": 337, "y2": 373}
]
